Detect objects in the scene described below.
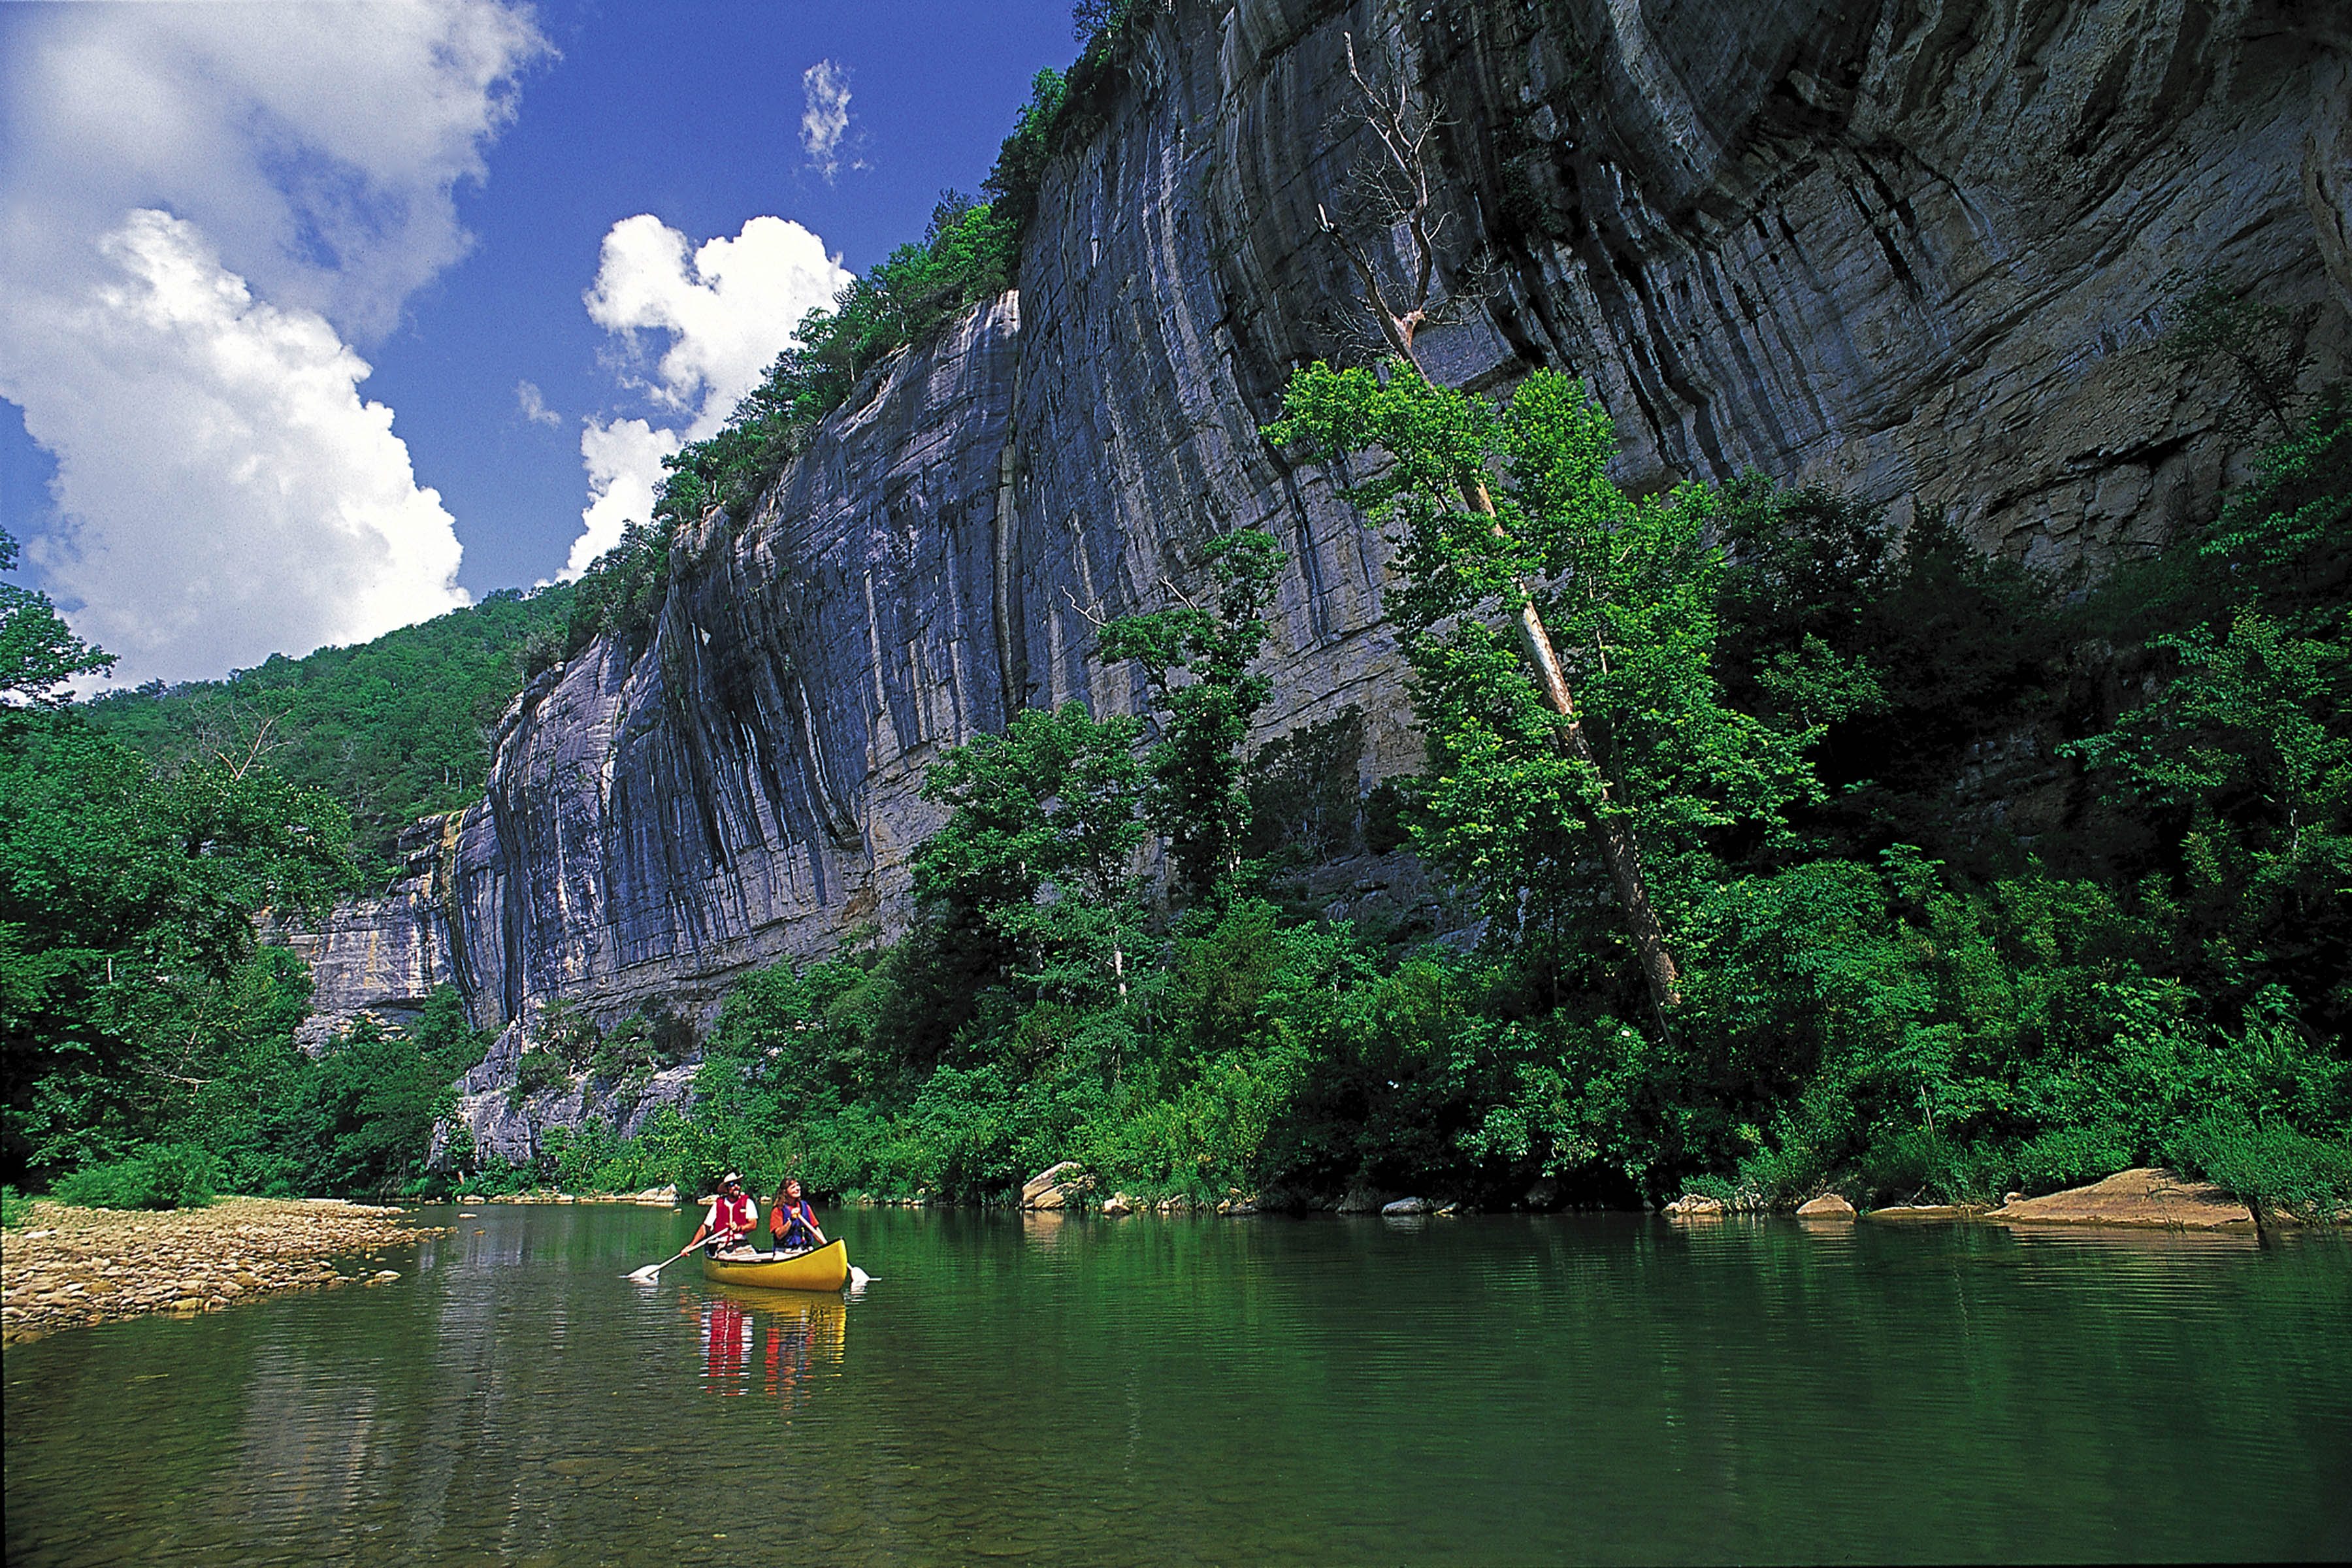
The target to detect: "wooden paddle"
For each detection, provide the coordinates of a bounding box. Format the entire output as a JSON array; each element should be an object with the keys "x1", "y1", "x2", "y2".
[{"x1": 627, "y1": 1235, "x2": 718, "y2": 1281}]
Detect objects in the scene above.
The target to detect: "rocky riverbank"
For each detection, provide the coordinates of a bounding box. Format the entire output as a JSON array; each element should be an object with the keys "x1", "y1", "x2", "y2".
[
  {"x1": 1658, "y1": 1168, "x2": 2288, "y2": 1229},
  {"x1": 1, "y1": 1198, "x2": 451, "y2": 1344},
  {"x1": 451, "y1": 1186, "x2": 676, "y2": 1205}
]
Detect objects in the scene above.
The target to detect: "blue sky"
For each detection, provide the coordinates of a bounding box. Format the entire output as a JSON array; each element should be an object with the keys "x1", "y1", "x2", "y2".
[{"x1": 0, "y1": 1, "x2": 1076, "y2": 684}]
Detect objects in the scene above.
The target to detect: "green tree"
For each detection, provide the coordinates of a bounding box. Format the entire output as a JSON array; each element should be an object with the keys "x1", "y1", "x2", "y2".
[
  {"x1": 2159, "y1": 270, "x2": 2307, "y2": 440},
  {"x1": 2065, "y1": 606, "x2": 2351, "y2": 1016},
  {"x1": 0, "y1": 717, "x2": 356, "y2": 1179},
  {"x1": 1269, "y1": 367, "x2": 1819, "y2": 1026},
  {"x1": 1, "y1": 527, "x2": 115, "y2": 709},
  {"x1": 916, "y1": 702, "x2": 1149, "y2": 1000},
  {"x1": 983, "y1": 70, "x2": 1070, "y2": 239},
  {"x1": 1098, "y1": 529, "x2": 1282, "y2": 902},
  {"x1": 1299, "y1": 44, "x2": 1701, "y2": 1030},
  {"x1": 88, "y1": 581, "x2": 574, "y2": 870}
]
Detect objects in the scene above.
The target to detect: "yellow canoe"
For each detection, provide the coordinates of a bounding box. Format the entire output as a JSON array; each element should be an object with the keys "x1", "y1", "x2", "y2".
[{"x1": 700, "y1": 1239, "x2": 849, "y2": 1291}]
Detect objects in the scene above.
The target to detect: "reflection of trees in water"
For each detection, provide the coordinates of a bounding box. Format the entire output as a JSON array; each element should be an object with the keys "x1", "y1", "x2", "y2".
[{"x1": 696, "y1": 1291, "x2": 846, "y2": 1407}]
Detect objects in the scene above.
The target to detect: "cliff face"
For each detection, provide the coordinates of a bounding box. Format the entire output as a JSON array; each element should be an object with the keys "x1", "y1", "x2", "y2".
[{"x1": 284, "y1": 0, "x2": 2349, "y2": 1152}]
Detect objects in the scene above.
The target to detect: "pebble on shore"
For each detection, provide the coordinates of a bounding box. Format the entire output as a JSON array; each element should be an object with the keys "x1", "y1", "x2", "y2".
[{"x1": 1, "y1": 1197, "x2": 450, "y2": 1343}]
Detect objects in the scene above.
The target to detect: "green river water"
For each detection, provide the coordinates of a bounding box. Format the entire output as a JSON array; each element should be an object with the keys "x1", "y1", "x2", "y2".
[{"x1": 4, "y1": 1205, "x2": 2347, "y2": 1565}]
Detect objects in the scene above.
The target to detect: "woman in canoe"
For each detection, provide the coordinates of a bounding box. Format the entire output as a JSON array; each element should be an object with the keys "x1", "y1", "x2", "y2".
[
  {"x1": 691, "y1": 1171, "x2": 759, "y2": 1255},
  {"x1": 766, "y1": 1175, "x2": 826, "y2": 1254}
]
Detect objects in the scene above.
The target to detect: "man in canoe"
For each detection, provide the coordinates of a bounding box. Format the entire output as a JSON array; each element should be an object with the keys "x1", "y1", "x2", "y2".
[
  {"x1": 766, "y1": 1175, "x2": 826, "y2": 1254},
  {"x1": 691, "y1": 1171, "x2": 759, "y2": 1256}
]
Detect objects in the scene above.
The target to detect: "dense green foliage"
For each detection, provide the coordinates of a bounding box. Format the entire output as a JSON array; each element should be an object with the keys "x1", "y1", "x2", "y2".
[
  {"x1": 2, "y1": 713, "x2": 355, "y2": 1175},
  {"x1": 1098, "y1": 529, "x2": 1282, "y2": 900},
  {"x1": 3, "y1": 536, "x2": 498, "y2": 1196},
  {"x1": 914, "y1": 702, "x2": 1151, "y2": 1005},
  {"x1": 86, "y1": 585, "x2": 575, "y2": 872},
  {"x1": 52, "y1": 1142, "x2": 220, "y2": 1210},
  {"x1": 1269, "y1": 367, "x2": 1822, "y2": 972}
]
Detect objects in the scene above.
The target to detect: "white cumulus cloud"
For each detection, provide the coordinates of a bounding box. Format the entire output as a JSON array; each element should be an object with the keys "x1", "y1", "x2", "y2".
[
  {"x1": 563, "y1": 214, "x2": 850, "y2": 578},
  {"x1": 13, "y1": 211, "x2": 468, "y2": 681},
  {"x1": 0, "y1": 0, "x2": 546, "y2": 683},
  {"x1": 567, "y1": 417, "x2": 680, "y2": 580},
  {"x1": 800, "y1": 59, "x2": 857, "y2": 182}
]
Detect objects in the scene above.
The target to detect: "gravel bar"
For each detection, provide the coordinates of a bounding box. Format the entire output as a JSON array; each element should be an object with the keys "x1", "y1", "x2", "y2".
[{"x1": 2, "y1": 1197, "x2": 451, "y2": 1344}]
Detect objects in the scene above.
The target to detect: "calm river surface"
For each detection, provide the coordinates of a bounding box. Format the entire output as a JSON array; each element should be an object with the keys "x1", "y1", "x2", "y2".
[{"x1": 5, "y1": 1205, "x2": 2347, "y2": 1565}]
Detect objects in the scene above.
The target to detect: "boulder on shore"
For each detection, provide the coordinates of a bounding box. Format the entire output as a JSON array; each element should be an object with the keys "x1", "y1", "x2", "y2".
[
  {"x1": 1797, "y1": 1193, "x2": 1857, "y2": 1219},
  {"x1": 1382, "y1": 1197, "x2": 1433, "y2": 1217},
  {"x1": 1664, "y1": 1194, "x2": 1725, "y2": 1218},
  {"x1": 1020, "y1": 1162, "x2": 1090, "y2": 1211},
  {"x1": 1335, "y1": 1183, "x2": 1389, "y2": 1215},
  {"x1": 1986, "y1": 1168, "x2": 2256, "y2": 1229}
]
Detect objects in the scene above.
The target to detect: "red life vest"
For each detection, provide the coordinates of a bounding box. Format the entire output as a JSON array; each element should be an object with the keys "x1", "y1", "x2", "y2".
[{"x1": 707, "y1": 1192, "x2": 756, "y2": 1234}]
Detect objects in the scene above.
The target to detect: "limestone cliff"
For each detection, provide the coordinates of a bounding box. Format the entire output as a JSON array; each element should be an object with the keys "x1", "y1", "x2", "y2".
[{"x1": 280, "y1": 0, "x2": 2349, "y2": 1156}]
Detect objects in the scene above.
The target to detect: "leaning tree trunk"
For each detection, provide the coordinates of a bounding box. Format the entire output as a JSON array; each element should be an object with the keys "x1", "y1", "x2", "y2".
[
  {"x1": 1454, "y1": 465, "x2": 1683, "y2": 1032},
  {"x1": 1320, "y1": 30, "x2": 1681, "y2": 1035}
]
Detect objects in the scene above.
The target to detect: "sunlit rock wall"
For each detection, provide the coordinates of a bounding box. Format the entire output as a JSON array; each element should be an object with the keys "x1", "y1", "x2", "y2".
[{"x1": 293, "y1": 0, "x2": 2348, "y2": 1151}]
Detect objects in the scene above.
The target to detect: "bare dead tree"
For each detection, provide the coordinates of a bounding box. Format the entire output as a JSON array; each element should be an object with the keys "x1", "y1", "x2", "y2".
[
  {"x1": 177, "y1": 686, "x2": 295, "y2": 779},
  {"x1": 1316, "y1": 29, "x2": 1683, "y2": 1027},
  {"x1": 1316, "y1": 33, "x2": 1447, "y2": 362},
  {"x1": 215, "y1": 711, "x2": 286, "y2": 780}
]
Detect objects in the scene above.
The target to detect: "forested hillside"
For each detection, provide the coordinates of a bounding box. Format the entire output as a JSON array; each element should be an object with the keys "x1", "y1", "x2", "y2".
[{"x1": 84, "y1": 586, "x2": 577, "y2": 874}]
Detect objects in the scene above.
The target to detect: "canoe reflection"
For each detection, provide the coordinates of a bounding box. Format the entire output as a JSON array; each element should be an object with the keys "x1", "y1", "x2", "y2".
[{"x1": 686, "y1": 1287, "x2": 847, "y2": 1401}]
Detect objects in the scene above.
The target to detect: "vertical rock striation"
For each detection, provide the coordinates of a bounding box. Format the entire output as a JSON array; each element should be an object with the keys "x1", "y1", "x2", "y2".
[{"x1": 289, "y1": 0, "x2": 2347, "y2": 1153}]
